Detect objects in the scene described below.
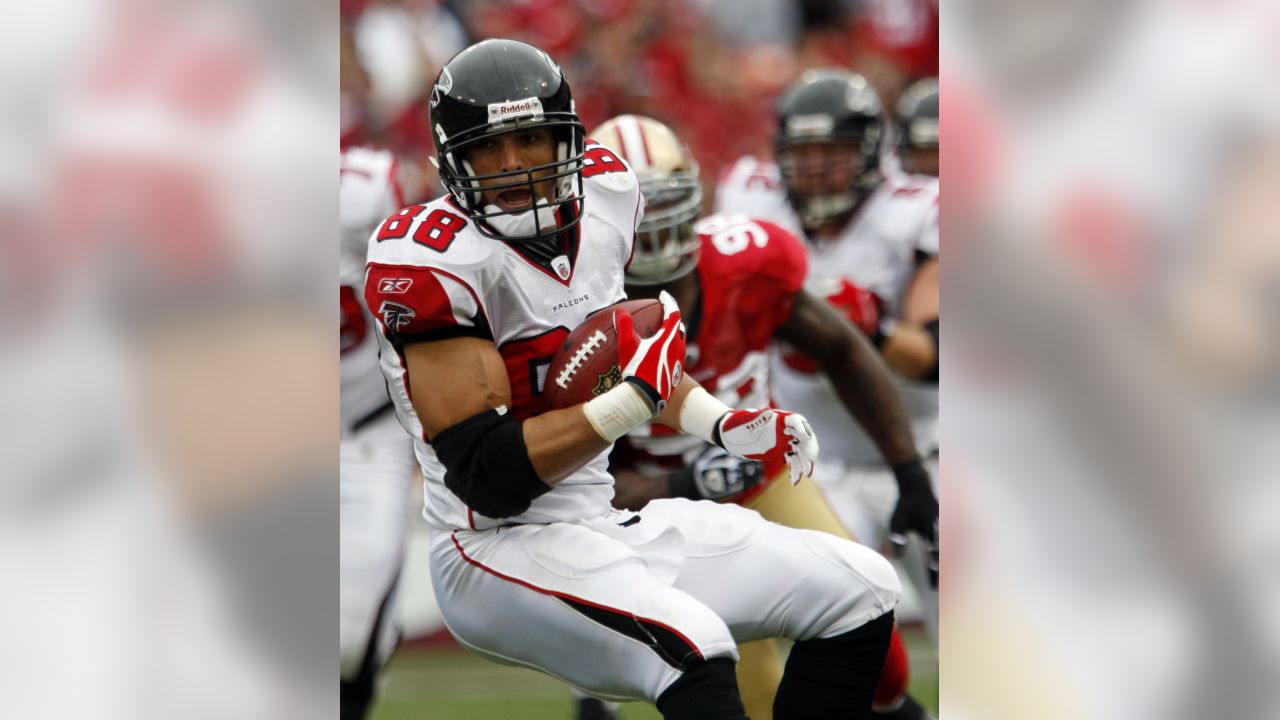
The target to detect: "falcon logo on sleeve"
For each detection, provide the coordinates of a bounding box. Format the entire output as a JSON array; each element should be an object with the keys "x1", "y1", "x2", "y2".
[{"x1": 379, "y1": 301, "x2": 416, "y2": 331}]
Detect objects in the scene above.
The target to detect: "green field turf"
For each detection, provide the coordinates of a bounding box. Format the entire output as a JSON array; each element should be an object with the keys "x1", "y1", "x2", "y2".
[{"x1": 370, "y1": 627, "x2": 938, "y2": 719}]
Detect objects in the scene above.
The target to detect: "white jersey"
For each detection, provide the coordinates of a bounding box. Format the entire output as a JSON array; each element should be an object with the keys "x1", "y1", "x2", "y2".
[
  {"x1": 714, "y1": 156, "x2": 801, "y2": 237},
  {"x1": 717, "y1": 156, "x2": 940, "y2": 465},
  {"x1": 364, "y1": 143, "x2": 643, "y2": 531},
  {"x1": 341, "y1": 147, "x2": 403, "y2": 431}
]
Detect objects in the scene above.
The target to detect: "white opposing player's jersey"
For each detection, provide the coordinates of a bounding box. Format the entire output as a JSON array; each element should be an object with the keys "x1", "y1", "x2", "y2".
[
  {"x1": 716, "y1": 156, "x2": 938, "y2": 317},
  {"x1": 364, "y1": 144, "x2": 642, "y2": 531},
  {"x1": 714, "y1": 156, "x2": 801, "y2": 237},
  {"x1": 716, "y1": 156, "x2": 940, "y2": 465},
  {"x1": 341, "y1": 147, "x2": 402, "y2": 430}
]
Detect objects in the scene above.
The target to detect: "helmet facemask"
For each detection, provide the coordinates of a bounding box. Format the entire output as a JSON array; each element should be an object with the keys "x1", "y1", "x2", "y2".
[
  {"x1": 627, "y1": 173, "x2": 703, "y2": 286},
  {"x1": 585, "y1": 114, "x2": 704, "y2": 286},
  {"x1": 777, "y1": 130, "x2": 882, "y2": 232},
  {"x1": 438, "y1": 115, "x2": 586, "y2": 242}
]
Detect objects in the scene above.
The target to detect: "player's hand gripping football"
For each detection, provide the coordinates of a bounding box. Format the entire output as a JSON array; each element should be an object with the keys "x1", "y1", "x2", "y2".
[
  {"x1": 615, "y1": 290, "x2": 686, "y2": 416},
  {"x1": 714, "y1": 408, "x2": 819, "y2": 485},
  {"x1": 887, "y1": 462, "x2": 940, "y2": 587}
]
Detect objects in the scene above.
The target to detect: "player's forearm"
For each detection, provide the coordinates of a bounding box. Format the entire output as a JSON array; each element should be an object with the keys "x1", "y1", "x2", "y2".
[
  {"x1": 881, "y1": 325, "x2": 938, "y2": 379},
  {"x1": 523, "y1": 406, "x2": 614, "y2": 485},
  {"x1": 820, "y1": 330, "x2": 920, "y2": 466},
  {"x1": 654, "y1": 374, "x2": 730, "y2": 446},
  {"x1": 532, "y1": 373, "x2": 698, "y2": 485},
  {"x1": 655, "y1": 374, "x2": 701, "y2": 429},
  {"x1": 902, "y1": 258, "x2": 940, "y2": 325}
]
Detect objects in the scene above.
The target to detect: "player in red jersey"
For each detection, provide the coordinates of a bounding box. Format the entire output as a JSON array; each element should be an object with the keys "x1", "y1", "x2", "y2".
[
  {"x1": 717, "y1": 71, "x2": 941, "y2": 655},
  {"x1": 589, "y1": 115, "x2": 936, "y2": 720}
]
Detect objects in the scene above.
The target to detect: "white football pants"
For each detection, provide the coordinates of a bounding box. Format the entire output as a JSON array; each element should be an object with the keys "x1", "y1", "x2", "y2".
[{"x1": 429, "y1": 497, "x2": 901, "y2": 702}]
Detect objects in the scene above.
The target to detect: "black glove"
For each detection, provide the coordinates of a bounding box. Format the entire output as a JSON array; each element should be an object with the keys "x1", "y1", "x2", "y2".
[
  {"x1": 888, "y1": 460, "x2": 939, "y2": 587},
  {"x1": 669, "y1": 445, "x2": 767, "y2": 502}
]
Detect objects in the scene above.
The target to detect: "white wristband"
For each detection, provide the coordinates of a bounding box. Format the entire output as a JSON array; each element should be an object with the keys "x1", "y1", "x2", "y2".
[
  {"x1": 678, "y1": 386, "x2": 732, "y2": 447},
  {"x1": 582, "y1": 382, "x2": 656, "y2": 442}
]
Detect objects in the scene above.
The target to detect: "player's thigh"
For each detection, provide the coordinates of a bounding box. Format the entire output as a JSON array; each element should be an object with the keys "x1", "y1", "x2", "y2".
[
  {"x1": 647, "y1": 498, "x2": 901, "y2": 643},
  {"x1": 747, "y1": 471, "x2": 858, "y2": 541},
  {"x1": 429, "y1": 523, "x2": 738, "y2": 702}
]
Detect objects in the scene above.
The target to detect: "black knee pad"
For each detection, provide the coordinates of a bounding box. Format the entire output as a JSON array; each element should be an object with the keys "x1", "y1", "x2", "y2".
[
  {"x1": 774, "y1": 610, "x2": 897, "y2": 720},
  {"x1": 655, "y1": 657, "x2": 748, "y2": 720}
]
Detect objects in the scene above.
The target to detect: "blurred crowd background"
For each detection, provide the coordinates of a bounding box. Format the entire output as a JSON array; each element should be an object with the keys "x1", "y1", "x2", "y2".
[{"x1": 339, "y1": 0, "x2": 937, "y2": 204}]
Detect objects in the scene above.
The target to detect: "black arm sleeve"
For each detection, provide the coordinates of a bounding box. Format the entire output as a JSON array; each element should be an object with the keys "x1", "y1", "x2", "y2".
[{"x1": 432, "y1": 409, "x2": 551, "y2": 518}]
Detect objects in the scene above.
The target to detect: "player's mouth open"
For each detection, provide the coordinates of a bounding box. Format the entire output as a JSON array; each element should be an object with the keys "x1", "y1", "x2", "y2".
[{"x1": 495, "y1": 189, "x2": 534, "y2": 211}]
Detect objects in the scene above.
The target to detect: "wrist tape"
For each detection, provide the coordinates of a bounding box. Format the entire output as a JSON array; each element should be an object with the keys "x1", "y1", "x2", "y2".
[
  {"x1": 583, "y1": 381, "x2": 657, "y2": 442},
  {"x1": 679, "y1": 386, "x2": 733, "y2": 448}
]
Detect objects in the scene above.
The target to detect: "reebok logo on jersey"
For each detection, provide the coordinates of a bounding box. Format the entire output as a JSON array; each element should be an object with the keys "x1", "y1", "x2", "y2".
[
  {"x1": 488, "y1": 97, "x2": 543, "y2": 124},
  {"x1": 378, "y1": 301, "x2": 416, "y2": 331},
  {"x1": 378, "y1": 278, "x2": 413, "y2": 294}
]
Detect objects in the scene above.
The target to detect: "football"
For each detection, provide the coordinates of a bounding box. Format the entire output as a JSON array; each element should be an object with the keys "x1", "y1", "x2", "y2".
[{"x1": 543, "y1": 299, "x2": 664, "y2": 411}]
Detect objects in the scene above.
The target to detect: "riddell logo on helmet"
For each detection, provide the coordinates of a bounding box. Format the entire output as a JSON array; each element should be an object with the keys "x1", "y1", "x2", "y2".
[
  {"x1": 786, "y1": 114, "x2": 835, "y2": 137},
  {"x1": 488, "y1": 97, "x2": 544, "y2": 124}
]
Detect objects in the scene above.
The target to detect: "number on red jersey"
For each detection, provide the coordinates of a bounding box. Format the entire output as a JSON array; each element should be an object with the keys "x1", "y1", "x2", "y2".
[{"x1": 699, "y1": 216, "x2": 771, "y2": 256}]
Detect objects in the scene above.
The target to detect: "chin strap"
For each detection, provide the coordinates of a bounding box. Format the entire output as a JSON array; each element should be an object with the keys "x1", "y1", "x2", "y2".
[{"x1": 481, "y1": 199, "x2": 559, "y2": 239}]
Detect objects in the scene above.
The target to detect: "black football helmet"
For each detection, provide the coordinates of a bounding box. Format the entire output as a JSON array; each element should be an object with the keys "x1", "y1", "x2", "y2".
[
  {"x1": 430, "y1": 39, "x2": 586, "y2": 242},
  {"x1": 775, "y1": 69, "x2": 884, "y2": 231},
  {"x1": 897, "y1": 78, "x2": 939, "y2": 150}
]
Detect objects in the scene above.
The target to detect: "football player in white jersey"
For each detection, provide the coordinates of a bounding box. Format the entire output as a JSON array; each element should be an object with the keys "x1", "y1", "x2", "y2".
[
  {"x1": 339, "y1": 146, "x2": 418, "y2": 720},
  {"x1": 717, "y1": 70, "x2": 941, "y2": 643},
  {"x1": 364, "y1": 40, "x2": 902, "y2": 720}
]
